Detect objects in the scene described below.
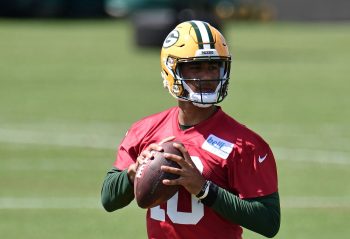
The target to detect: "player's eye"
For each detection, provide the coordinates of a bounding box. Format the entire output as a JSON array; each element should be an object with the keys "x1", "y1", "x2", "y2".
[
  {"x1": 188, "y1": 64, "x2": 201, "y2": 71},
  {"x1": 208, "y1": 63, "x2": 220, "y2": 71}
]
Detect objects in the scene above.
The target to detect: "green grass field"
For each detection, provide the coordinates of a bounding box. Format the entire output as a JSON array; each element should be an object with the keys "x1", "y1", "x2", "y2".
[{"x1": 0, "y1": 19, "x2": 349, "y2": 239}]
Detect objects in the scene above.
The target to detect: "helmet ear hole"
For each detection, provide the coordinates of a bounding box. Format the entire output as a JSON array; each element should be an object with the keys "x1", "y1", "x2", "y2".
[{"x1": 172, "y1": 82, "x2": 183, "y2": 96}]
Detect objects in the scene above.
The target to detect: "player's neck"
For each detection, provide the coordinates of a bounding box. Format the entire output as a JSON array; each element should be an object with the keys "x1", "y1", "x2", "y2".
[{"x1": 177, "y1": 102, "x2": 218, "y2": 127}]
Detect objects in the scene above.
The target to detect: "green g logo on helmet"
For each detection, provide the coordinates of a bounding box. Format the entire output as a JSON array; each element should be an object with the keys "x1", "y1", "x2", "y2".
[{"x1": 163, "y1": 30, "x2": 179, "y2": 48}]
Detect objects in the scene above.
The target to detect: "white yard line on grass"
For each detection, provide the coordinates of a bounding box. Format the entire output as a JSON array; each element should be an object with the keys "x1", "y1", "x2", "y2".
[
  {"x1": 1, "y1": 127, "x2": 349, "y2": 165},
  {"x1": 0, "y1": 197, "x2": 102, "y2": 209},
  {"x1": 0, "y1": 196, "x2": 349, "y2": 209},
  {"x1": 274, "y1": 147, "x2": 350, "y2": 165},
  {"x1": 0, "y1": 128, "x2": 118, "y2": 150},
  {"x1": 281, "y1": 196, "x2": 350, "y2": 209}
]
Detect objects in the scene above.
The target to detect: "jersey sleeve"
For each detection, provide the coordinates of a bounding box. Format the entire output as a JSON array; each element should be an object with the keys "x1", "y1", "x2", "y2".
[
  {"x1": 229, "y1": 138, "x2": 278, "y2": 199},
  {"x1": 113, "y1": 127, "x2": 140, "y2": 170}
]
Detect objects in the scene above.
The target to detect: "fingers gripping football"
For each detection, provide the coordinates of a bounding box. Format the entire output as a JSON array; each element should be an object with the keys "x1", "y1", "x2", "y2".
[
  {"x1": 127, "y1": 136, "x2": 175, "y2": 186},
  {"x1": 162, "y1": 143, "x2": 206, "y2": 196},
  {"x1": 134, "y1": 140, "x2": 182, "y2": 208},
  {"x1": 139, "y1": 136, "x2": 176, "y2": 162}
]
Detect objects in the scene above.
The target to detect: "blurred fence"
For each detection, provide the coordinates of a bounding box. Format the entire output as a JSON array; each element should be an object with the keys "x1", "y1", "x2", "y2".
[
  {"x1": 1, "y1": 0, "x2": 349, "y2": 48},
  {"x1": 1, "y1": 0, "x2": 350, "y2": 21},
  {"x1": 269, "y1": 0, "x2": 350, "y2": 21}
]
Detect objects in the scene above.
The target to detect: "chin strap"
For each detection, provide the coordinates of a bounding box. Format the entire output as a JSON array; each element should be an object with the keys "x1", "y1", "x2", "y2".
[{"x1": 182, "y1": 81, "x2": 220, "y2": 106}]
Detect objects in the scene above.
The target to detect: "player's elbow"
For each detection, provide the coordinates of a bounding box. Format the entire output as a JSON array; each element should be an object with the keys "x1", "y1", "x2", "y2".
[
  {"x1": 102, "y1": 202, "x2": 116, "y2": 212},
  {"x1": 101, "y1": 193, "x2": 117, "y2": 212},
  {"x1": 264, "y1": 210, "x2": 280, "y2": 238},
  {"x1": 102, "y1": 204, "x2": 114, "y2": 212},
  {"x1": 101, "y1": 183, "x2": 120, "y2": 212},
  {"x1": 101, "y1": 184, "x2": 134, "y2": 212},
  {"x1": 255, "y1": 221, "x2": 279, "y2": 238},
  {"x1": 264, "y1": 226, "x2": 280, "y2": 238}
]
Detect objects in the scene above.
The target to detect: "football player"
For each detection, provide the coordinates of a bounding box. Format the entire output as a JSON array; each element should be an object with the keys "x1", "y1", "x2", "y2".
[{"x1": 101, "y1": 20, "x2": 280, "y2": 238}]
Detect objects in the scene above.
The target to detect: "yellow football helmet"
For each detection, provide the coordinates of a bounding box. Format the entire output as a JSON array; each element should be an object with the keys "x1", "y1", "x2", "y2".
[{"x1": 161, "y1": 20, "x2": 231, "y2": 107}]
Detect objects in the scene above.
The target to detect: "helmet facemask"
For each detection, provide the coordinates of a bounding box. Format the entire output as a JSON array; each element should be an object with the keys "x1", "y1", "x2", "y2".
[{"x1": 166, "y1": 57, "x2": 230, "y2": 107}]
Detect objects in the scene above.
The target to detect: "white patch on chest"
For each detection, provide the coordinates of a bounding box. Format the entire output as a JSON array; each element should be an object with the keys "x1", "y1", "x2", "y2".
[{"x1": 201, "y1": 134, "x2": 234, "y2": 160}]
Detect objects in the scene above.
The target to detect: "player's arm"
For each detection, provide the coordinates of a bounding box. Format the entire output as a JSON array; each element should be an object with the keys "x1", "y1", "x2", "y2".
[
  {"x1": 101, "y1": 138, "x2": 173, "y2": 212},
  {"x1": 101, "y1": 167, "x2": 134, "y2": 212},
  {"x1": 201, "y1": 184, "x2": 280, "y2": 238}
]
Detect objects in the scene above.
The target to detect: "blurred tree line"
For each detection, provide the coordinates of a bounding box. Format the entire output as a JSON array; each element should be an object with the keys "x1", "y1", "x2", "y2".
[
  {"x1": 0, "y1": 0, "x2": 275, "y2": 47},
  {"x1": 0, "y1": 0, "x2": 272, "y2": 20}
]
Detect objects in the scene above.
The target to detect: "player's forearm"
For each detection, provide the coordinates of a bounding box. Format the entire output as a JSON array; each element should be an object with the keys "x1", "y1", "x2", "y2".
[
  {"x1": 101, "y1": 167, "x2": 134, "y2": 212},
  {"x1": 202, "y1": 184, "x2": 280, "y2": 238}
]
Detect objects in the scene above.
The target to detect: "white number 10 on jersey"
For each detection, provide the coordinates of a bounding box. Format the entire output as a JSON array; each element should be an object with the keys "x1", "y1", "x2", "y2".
[{"x1": 150, "y1": 156, "x2": 205, "y2": 225}]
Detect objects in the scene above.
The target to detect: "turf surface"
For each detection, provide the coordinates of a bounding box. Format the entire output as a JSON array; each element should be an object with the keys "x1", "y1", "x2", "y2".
[{"x1": 0, "y1": 19, "x2": 349, "y2": 238}]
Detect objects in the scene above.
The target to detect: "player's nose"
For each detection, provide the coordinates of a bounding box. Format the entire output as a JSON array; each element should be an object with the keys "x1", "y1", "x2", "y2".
[{"x1": 199, "y1": 69, "x2": 217, "y2": 80}]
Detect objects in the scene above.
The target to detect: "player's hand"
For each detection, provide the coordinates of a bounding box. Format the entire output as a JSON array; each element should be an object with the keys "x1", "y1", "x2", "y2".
[
  {"x1": 161, "y1": 142, "x2": 206, "y2": 195},
  {"x1": 127, "y1": 136, "x2": 176, "y2": 184},
  {"x1": 140, "y1": 136, "x2": 176, "y2": 162}
]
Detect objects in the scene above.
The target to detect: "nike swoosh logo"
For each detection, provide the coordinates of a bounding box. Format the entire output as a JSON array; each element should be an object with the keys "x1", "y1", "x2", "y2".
[{"x1": 258, "y1": 154, "x2": 268, "y2": 163}]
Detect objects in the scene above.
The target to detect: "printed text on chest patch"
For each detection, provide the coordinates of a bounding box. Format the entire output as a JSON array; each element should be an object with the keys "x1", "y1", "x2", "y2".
[{"x1": 201, "y1": 134, "x2": 234, "y2": 159}]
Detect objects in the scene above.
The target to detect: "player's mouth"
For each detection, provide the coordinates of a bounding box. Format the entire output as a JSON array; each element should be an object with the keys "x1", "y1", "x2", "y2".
[{"x1": 185, "y1": 80, "x2": 219, "y2": 93}]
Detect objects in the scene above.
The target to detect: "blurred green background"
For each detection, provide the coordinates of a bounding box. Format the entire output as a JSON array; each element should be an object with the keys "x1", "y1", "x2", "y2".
[{"x1": 0, "y1": 19, "x2": 350, "y2": 238}]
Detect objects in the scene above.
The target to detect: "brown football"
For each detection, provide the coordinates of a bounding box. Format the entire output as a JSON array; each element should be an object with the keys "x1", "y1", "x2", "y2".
[{"x1": 134, "y1": 141, "x2": 182, "y2": 209}]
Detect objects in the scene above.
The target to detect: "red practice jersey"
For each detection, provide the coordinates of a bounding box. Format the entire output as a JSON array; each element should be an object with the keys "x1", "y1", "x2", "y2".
[{"x1": 114, "y1": 106, "x2": 278, "y2": 239}]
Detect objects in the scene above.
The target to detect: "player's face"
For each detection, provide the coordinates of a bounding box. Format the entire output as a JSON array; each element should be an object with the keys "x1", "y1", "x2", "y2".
[{"x1": 180, "y1": 62, "x2": 221, "y2": 93}]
